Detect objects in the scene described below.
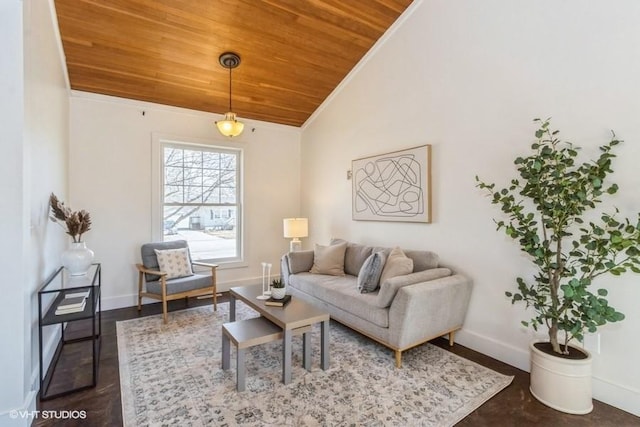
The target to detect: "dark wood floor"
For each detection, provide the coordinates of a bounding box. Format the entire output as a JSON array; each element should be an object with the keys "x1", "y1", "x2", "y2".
[{"x1": 36, "y1": 295, "x2": 640, "y2": 427}]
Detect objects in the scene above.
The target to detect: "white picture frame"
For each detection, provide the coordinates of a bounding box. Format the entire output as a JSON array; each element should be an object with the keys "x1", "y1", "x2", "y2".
[{"x1": 352, "y1": 145, "x2": 432, "y2": 223}]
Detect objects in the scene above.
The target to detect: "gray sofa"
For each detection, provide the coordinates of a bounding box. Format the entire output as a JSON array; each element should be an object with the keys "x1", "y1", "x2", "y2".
[{"x1": 281, "y1": 240, "x2": 472, "y2": 367}]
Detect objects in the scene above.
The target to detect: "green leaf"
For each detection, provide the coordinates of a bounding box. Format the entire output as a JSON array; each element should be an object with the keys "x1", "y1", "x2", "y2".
[{"x1": 561, "y1": 285, "x2": 574, "y2": 298}]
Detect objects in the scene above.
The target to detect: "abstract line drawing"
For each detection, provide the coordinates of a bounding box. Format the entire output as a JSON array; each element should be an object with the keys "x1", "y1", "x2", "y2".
[{"x1": 352, "y1": 145, "x2": 431, "y2": 223}]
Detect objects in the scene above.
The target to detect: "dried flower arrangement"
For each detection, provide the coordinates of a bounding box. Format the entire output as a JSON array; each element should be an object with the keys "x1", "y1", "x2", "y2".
[{"x1": 49, "y1": 193, "x2": 92, "y2": 243}]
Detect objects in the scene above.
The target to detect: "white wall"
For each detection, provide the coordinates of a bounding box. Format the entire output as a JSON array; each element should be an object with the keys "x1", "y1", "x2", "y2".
[
  {"x1": 0, "y1": 0, "x2": 69, "y2": 424},
  {"x1": 24, "y1": 0, "x2": 70, "y2": 400},
  {"x1": 0, "y1": 1, "x2": 28, "y2": 423},
  {"x1": 301, "y1": 0, "x2": 640, "y2": 416},
  {"x1": 69, "y1": 92, "x2": 301, "y2": 310}
]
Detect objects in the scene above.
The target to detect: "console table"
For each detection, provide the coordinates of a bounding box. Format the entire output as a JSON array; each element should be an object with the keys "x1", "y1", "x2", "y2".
[{"x1": 37, "y1": 264, "x2": 101, "y2": 400}]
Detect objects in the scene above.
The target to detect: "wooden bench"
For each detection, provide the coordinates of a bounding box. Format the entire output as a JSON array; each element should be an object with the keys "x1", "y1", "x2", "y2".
[{"x1": 222, "y1": 316, "x2": 311, "y2": 391}]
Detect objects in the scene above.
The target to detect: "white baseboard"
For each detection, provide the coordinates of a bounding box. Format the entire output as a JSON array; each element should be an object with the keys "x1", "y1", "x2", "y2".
[
  {"x1": 592, "y1": 375, "x2": 640, "y2": 417},
  {"x1": 455, "y1": 328, "x2": 530, "y2": 372},
  {"x1": 455, "y1": 328, "x2": 640, "y2": 417},
  {"x1": 0, "y1": 390, "x2": 37, "y2": 427}
]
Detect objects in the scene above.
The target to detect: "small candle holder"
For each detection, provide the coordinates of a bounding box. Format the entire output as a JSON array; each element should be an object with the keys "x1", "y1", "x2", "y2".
[{"x1": 256, "y1": 262, "x2": 272, "y2": 300}]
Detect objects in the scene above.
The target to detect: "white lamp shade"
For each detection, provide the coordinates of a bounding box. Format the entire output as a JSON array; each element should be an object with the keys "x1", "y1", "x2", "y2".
[{"x1": 283, "y1": 218, "x2": 308, "y2": 238}]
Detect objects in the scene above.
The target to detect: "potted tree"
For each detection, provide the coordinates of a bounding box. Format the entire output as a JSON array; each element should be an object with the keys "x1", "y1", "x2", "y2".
[{"x1": 476, "y1": 118, "x2": 640, "y2": 414}]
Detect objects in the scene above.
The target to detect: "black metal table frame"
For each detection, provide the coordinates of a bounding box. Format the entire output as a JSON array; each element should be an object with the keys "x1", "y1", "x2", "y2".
[{"x1": 37, "y1": 264, "x2": 102, "y2": 401}]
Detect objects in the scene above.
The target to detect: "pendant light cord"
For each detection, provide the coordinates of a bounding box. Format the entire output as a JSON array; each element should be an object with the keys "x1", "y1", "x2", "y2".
[{"x1": 228, "y1": 65, "x2": 232, "y2": 112}]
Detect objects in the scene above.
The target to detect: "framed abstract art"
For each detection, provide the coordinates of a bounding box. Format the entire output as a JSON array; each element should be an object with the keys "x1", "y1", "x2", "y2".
[{"x1": 352, "y1": 145, "x2": 431, "y2": 223}]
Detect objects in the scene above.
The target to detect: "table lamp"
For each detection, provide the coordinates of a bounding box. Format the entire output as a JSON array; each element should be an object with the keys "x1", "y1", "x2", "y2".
[{"x1": 283, "y1": 218, "x2": 308, "y2": 252}]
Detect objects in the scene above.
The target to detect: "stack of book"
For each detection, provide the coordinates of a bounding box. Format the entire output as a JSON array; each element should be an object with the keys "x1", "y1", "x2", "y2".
[
  {"x1": 264, "y1": 294, "x2": 291, "y2": 307},
  {"x1": 55, "y1": 290, "x2": 90, "y2": 315}
]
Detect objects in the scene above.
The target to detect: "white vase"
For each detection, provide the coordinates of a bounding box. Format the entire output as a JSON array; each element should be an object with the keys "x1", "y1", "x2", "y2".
[
  {"x1": 62, "y1": 242, "x2": 94, "y2": 276},
  {"x1": 271, "y1": 287, "x2": 286, "y2": 300},
  {"x1": 529, "y1": 341, "x2": 593, "y2": 414}
]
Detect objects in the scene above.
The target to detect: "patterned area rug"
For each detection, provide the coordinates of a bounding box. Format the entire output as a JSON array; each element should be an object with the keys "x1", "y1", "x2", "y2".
[{"x1": 117, "y1": 303, "x2": 512, "y2": 426}]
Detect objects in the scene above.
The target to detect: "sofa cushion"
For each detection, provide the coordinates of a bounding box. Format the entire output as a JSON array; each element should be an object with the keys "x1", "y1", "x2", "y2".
[
  {"x1": 357, "y1": 251, "x2": 387, "y2": 293},
  {"x1": 146, "y1": 273, "x2": 212, "y2": 295},
  {"x1": 331, "y1": 238, "x2": 373, "y2": 276},
  {"x1": 289, "y1": 273, "x2": 388, "y2": 328},
  {"x1": 374, "y1": 267, "x2": 453, "y2": 308},
  {"x1": 154, "y1": 248, "x2": 193, "y2": 279},
  {"x1": 288, "y1": 250, "x2": 314, "y2": 274},
  {"x1": 310, "y1": 242, "x2": 347, "y2": 276},
  {"x1": 379, "y1": 247, "x2": 413, "y2": 286},
  {"x1": 405, "y1": 250, "x2": 439, "y2": 272}
]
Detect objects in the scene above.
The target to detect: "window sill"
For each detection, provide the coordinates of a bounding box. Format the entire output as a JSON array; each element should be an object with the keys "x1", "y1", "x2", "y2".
[{"x1": 192, "y1": 260, "x2": 248, "y2": 271}]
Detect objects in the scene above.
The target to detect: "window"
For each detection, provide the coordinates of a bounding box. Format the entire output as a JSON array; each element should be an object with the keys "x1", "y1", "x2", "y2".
[{"x1": 160, "y1": 142, "x2": 242, "y2": 263}]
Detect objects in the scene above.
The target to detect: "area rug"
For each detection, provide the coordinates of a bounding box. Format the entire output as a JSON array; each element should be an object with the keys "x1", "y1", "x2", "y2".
[{"x1": 117, "y1": 303, "x2": 513, "y2": 426}]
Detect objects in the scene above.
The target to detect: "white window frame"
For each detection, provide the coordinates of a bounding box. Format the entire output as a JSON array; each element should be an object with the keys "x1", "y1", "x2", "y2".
[{"x1": 151, "y1": 133, "x2": 245, "y2": 267}]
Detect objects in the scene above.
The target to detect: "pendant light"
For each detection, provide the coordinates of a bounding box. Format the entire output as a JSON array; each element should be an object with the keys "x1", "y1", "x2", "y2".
[{"x1": 215, "y1": 52, "x2": 244, "y2": 137}]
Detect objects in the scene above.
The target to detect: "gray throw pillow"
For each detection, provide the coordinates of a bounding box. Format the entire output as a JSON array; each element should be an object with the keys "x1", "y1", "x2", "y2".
[
  {"x1": 404, "y1": 249, "x2": 439, "y2": 272},
  {"x1": 357, "y1": 251, "x2": 387, "y2": 293},
  {"x1": 288, "y1": 250, "x2": 315, "y2": 274}
]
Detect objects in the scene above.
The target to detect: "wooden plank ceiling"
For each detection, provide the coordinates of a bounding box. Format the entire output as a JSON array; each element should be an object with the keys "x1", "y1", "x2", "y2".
[{"x1": 54, "y1": 0, "x2": 413, "y2": 127}]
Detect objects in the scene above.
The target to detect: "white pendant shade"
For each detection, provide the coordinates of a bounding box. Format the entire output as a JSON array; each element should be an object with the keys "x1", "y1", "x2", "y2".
[{"x1": 216, "y1": 112, "x2": 244, "y2": 137}]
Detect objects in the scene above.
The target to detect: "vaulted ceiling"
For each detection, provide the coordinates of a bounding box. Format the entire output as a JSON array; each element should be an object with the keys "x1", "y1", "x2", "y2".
[{"x1": 54, "y1": 0, "x2": 413, "y2": 127}]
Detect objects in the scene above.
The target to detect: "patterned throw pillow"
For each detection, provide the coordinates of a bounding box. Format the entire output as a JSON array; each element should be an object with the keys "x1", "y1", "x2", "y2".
[
  {"x1": 154, "y1": 248, "x2": 194, "y2": 280},
  {"x1": 357, "y1": 251, "x2": 387, "y2": 293}
]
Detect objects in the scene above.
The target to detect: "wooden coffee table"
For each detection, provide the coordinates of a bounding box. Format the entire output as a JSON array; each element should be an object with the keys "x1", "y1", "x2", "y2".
[{"x1": 229, "y1": 285, "x2": 330, "y2": 384}]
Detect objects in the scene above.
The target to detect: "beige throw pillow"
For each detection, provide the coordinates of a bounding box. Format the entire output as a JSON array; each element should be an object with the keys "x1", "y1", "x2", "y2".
[
  {"x1": 379, "y1": 246, "x2": 413, "y2": 286},
  {"x1": 310, "y1": 242, "x2": 347, "y2": 276},
  {"x1": 154, "y1": 248, "x2": 194, "y2": 280}
]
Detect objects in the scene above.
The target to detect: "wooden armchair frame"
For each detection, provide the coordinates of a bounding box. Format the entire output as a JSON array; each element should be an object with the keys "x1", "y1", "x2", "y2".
[{"x1": 136, "y1": 261, "x2": 218, "y2": 323}]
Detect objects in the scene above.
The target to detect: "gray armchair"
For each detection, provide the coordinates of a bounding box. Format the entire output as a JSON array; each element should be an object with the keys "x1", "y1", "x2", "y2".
[{"x1": 136, "y1": 240, "x2": 217, "y2": 323}]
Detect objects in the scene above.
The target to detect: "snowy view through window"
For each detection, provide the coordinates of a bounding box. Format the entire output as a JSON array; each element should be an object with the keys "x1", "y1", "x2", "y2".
[{"x1": 162, "y1": 145, "x2": 241, "y2": 261}]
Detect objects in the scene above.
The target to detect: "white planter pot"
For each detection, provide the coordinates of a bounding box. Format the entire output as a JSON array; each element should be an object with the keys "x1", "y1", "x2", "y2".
[
  {"x1": 62, "y1": 242, "x2": 95, "y2": 276},
  {"x1": 271, "y1": 287, "x2": 286, "y2": 300},
  {"x1": 529, "y1": 341, "x2": 593, "y2": 414}
]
